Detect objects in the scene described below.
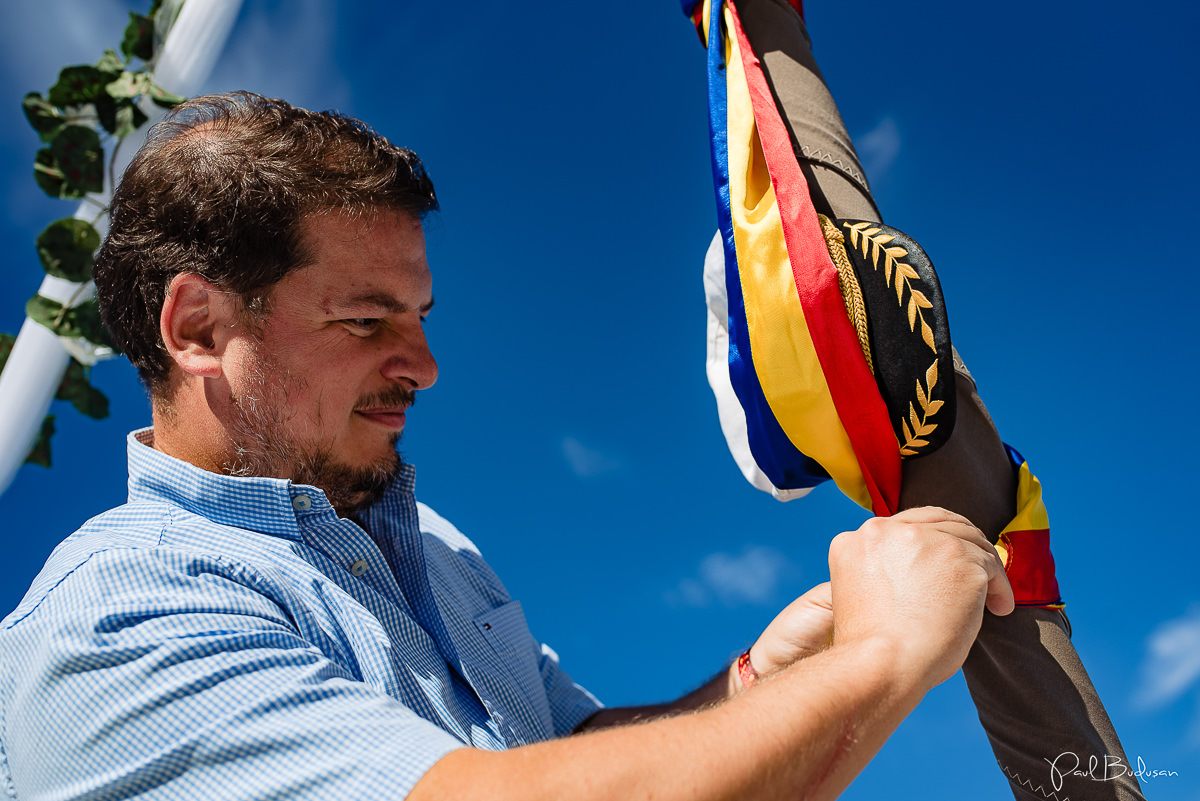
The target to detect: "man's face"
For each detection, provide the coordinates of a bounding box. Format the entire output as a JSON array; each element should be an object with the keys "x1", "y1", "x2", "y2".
[{"x1": 222, "y1": 209, "x2": 437, "y2": 515}]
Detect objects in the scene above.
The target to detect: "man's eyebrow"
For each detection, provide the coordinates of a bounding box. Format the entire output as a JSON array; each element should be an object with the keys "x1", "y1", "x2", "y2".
[{"x1": 338, "y1": 292, "x2": 435, "y2": 314}]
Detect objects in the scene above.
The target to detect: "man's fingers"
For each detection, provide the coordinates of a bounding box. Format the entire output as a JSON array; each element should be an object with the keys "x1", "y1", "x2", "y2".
[
  {"x1": 926, "y1": 512, "x2": 1013, "y2": 617},
  {"x1": 945, "y1": 522, "x2": 999, "y2": 557},
  {"x1": 892, "y1": 505, "x2": 975, "y2": 529},
  {"x1": 932, "y1": 515, "x2": 1013, "y2": 618},
  {"x1": 801, "y1": 581, "x2": 833, "y2": 611},
  {"x1": 898, "y1": 508, "x2": 1001, "y2": 551},
  {"x1": 983, "y1": 548, "x2": 1015, "y2": 617}
]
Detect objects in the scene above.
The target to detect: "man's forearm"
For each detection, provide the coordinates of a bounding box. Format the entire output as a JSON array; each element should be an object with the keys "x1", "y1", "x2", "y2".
[
  {"x1": 574, "y1": 659, "x2": 744, "y2": 732},
  {"x1": 410, "y1": 637, "x2": 928, "y2": 801}
]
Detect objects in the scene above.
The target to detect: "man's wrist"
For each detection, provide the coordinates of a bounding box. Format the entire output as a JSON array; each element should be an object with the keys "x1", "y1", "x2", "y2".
[{"x1": 736, "y1": 649, "x2": 760, "y2": 688}]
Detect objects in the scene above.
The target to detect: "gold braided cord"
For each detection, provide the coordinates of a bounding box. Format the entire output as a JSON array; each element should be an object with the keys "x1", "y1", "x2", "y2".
[{"x1": 817, "y1": 213, "x2": 873, "y2": 375}]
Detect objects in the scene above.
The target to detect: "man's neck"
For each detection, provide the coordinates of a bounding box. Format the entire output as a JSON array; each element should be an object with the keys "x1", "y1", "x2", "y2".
[{"x1": 150, "y1": 388, "x2": 240, "y2": 476}]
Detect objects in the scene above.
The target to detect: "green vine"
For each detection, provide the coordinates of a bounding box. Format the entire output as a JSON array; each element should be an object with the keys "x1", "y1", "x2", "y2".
[{"x1": 4, "y1": 0, "x2": 185, "y2": 468}]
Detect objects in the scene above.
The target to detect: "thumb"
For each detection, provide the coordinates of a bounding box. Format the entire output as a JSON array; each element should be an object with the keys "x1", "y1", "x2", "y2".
[{"x1": 984, "y1": 552, "x2": 1015, "y2": 616}]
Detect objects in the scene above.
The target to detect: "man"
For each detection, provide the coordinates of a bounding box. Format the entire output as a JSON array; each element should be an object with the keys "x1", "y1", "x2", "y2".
[{"x1": 0, "y1": 91, "x2": 1014, "y2": 798}]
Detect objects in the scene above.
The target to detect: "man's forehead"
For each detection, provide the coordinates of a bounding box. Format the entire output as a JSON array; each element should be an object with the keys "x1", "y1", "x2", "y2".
[
  {"x1": 288, "y1": 210, "x2": 433, "y2": 313},
  {"x1": 331, "y1": 290, "x2": 435, "y2": 314},
  {"x1": 300, "y1": 209, "x2": 429, "y2": 268}
]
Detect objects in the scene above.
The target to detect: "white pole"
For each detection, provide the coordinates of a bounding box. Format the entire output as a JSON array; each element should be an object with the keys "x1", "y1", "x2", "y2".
[{"x1": 0, "y1": 0, "x2": 244, "y2": 494}]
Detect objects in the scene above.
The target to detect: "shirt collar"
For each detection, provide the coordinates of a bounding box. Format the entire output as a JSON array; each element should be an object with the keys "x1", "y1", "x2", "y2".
[{"x1": 126, "y1": 428, "x2": 417, "y2": 540}]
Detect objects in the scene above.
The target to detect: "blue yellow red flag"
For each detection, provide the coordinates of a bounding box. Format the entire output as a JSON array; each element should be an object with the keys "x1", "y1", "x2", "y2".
[
  {"x1": 687, "y1": 0, "x2": 1061, "y2": 606},
  {"x1": 693, "y1": 0, "x2": 899, "y2": 515}
]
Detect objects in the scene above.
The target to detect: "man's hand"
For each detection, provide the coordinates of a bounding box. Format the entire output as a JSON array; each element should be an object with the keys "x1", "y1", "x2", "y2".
[
  {"x1": 745, "y1": 581, "x2": 834, "y2": 679},
  {"x1": 413, "y1": 506, "x2": 1016, "y2": 801},
  {"x1": 829, "y1": 506, "x2": 1014, "y2": 688},
  {"x1": 743, "y1": 506, "x2": 1011, "y2": 687},
  {"x1": 581, "y1": 583, "x2": 835, "y2": 728}
]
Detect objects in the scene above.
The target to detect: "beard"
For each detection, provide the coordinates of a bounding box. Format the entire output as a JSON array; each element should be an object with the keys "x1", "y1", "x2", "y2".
[{"x1": 223, "y1": 347, "x2": 415, "y2": 517}]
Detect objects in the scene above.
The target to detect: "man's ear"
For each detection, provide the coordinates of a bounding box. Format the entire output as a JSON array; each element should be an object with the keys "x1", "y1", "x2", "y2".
[{"x1": 160, "y1": 273, "x2": 242, "y2": 379}]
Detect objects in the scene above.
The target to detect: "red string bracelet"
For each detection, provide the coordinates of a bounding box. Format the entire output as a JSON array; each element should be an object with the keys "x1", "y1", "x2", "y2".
[{"x1": 737, "y1": 649, "x2": 759, "y2": 688}]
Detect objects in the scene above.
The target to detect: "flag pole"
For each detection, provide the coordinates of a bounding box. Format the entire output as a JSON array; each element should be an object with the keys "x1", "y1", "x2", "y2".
[{"x1": 0, "y1": 0, "x2": 244, "y2": 495}]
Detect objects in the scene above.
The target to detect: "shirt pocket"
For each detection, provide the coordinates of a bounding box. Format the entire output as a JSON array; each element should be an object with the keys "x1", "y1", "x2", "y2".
[{"x1": 471, "y1": 601, "x2": 555, "y2": 738}]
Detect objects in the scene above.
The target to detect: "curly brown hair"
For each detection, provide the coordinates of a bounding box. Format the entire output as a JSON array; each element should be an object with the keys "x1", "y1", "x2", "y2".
[{"x1": 93, "y1": 91, "x2": 438, "y2": 393}]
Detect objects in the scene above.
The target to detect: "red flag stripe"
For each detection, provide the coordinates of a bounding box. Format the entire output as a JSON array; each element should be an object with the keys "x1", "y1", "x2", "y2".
[{"x1": 727, "y1": 1, "x2": 901, "y2": 515}]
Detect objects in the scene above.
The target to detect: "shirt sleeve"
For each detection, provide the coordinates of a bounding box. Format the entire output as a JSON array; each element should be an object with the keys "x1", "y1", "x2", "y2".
[
  {"x1": 414, "y1": 502, "x2": 603, "y2": 739},
  {"x1": 538, "y1": 642, "x2": 604, "y2": 736},
  {"x1": 0, "y1": 547, "x2": 464, "y2": 800}
]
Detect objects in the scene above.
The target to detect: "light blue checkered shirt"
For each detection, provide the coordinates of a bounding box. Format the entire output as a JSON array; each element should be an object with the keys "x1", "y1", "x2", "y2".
[{"x1": 0, "y1": 430, "x2": 601, "y2": 799}]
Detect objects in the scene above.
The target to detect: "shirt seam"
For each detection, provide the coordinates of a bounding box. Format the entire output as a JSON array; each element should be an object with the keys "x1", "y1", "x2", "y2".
[{"x1": 2, "y1": 549, "x2": 114, "y2": 630}]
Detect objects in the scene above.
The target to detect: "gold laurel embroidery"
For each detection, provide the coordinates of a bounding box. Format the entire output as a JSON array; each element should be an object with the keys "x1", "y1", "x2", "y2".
[
  {"x1": 898, "y1": 358, "x2": 944, "y2": 457},
  {"x1": 817, "y1": 214, "x2": 873, "y2": 375},
  {"x1": 841, "y1": 221, "x2": 937, "y2": 353}
]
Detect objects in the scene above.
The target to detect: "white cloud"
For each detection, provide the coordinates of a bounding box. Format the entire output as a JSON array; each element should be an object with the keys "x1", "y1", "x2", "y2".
[
  {"x1": 667, "y1": 546, "x2": 794, "y2": 608},
  {"x1": 561, "y1": 436, "x2": 622, "y2": 478},
  {"x1": 1135, "y1": 605, "x2": 1200, "y2": 709},
  {"x1": 855, "y1": 116, "x2": 901, "y2": 182}
]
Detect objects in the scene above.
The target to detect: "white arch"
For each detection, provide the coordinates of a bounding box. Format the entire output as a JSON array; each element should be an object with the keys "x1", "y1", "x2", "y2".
[{"x1": 0, "y1": 0, "x2": 244, "y2": 494}]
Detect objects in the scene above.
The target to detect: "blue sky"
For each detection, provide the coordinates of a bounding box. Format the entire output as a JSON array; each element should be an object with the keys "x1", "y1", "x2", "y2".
[{"x1": 2, "y1": 1, "x2": 1198, "y2": 797}]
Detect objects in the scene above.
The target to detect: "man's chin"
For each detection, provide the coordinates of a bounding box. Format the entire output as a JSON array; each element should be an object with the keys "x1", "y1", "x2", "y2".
[
  {"x1": 240, "y1": 443, "x2": 403, "y2": 517},
  {"x1": 314, "y1": 451, "x2": 403, "y2": 517},
  {"x1": 224, "y1": 408, "x2": 404, "y2": 515}
]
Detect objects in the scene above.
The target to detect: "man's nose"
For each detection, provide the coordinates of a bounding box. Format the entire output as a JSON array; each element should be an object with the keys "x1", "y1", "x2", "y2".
[{"x1": 381, "y1": 326, "x2": 438, "y2": 390}]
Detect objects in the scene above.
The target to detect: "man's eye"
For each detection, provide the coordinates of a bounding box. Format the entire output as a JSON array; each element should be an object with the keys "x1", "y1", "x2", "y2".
[{"x1": 344, "y1": 318, "x2": 381, "y2": 334}]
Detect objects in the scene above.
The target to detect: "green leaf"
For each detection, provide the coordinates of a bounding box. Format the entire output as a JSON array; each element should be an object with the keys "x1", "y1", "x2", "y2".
[
  {"x1": 148, "y1": 83, "x2": 186, "y2": 109},
  {"x1": 56, "y1": 360, "x2": 110, "y2": 419},
  {"x1": 34, "y1": 148, "x2": 73, "y2": 198},
  {"x1": 27, "y1": 294, "x2": 69, "y2": 334},
  {"x1": 122, "y1": 12, "x2": 156, "y2": 62},
  {"x1": 153, "y1": 0, "x2": 184, "y2": 38},
  {"x1": 22, "y1": 92, "x2": 65, "y2": 142},
  {"x1": 49, "y1": 126, "x2": 104, "y2": 195},
  {"x1": 0, "y1": 332, "x2": 16, "y2": 371},
  {"x1": 36, "y1": 218, "x2": 101, "y2": 282},
  {"x1": 94, "y1": 93, "x2": 117, "y2": 135},
  {"x1": 132, "y1": 100, "x2": 149, "y2": 129},
  {"x1": 28, "y1": 296, "x2": 115, "y2": 349},
  {"x1": 106, "y1": 70, "x2": 152, "y2": 100},
  {"x1": 25, "y1": 416, "x2": 55, "y2": 468},
  {"x1": 69, "y1": 300, "x2": 116, "y2": 350},
  {"x1": 28, "y1": 292, "x2": 115, "y2": 345},
  {"x1": 94, "y1": 49, "x2": 125, "y2": 76},
  {"x1": 48, "y1": 65, "x2": 110, "y2": 107},
  {"x1": 111, "y1": 100, "x2": 149, "y2": 139}
]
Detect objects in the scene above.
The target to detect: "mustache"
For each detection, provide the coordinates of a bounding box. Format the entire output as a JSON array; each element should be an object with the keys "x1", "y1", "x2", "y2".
[{"x1": 354, "y1": 385, "x2": 417, "y2": 413}]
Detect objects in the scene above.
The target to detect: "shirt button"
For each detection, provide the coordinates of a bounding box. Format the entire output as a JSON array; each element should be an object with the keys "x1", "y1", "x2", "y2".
[
  {"x1": 350, "y1": 559, "x2": 369, "y2": 577},
  {"x1": 292, "y1": 495, "x2": 313, "y2": 512}
]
